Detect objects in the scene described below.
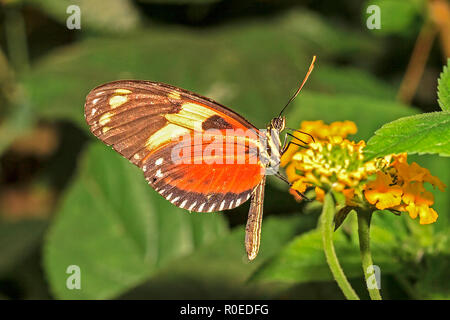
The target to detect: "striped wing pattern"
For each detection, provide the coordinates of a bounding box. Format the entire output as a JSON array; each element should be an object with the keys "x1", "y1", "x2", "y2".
[{"x1": 84, "y1": 80, "x2": 266, "y2": 212}]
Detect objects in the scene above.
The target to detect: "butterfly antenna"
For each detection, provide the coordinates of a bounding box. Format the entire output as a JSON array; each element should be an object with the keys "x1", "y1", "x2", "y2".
[{"x1": 277, "y1": 55, "x2": 316, "y2": 119}]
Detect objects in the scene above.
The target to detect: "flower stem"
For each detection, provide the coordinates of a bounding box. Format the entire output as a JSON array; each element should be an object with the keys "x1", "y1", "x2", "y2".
[
  {"x1": 320, "y1": 193, "x2": 359, "y2": 300},
  {"x1": 357, "y1": 209, "x2": 382, "y2": 300}
]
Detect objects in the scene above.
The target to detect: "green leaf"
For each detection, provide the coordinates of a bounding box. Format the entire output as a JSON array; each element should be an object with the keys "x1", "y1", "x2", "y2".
[
  {"x1": 286, "y1": 92, "x2": 417, "y2": 141},
  {"x1": 438, "y1": 58, "x2": 450, "y2": 111},
  {"x1": 364, "y1": 111, "x2": 450, "y2": 160},
  {"x1": 249, "y1": 221, "x2": 400, "y2": 285},
  {"x1": 0, "y1": 220, "x2": 47, "y2": 276},
  {"x1": 121, "y1": 215, "x2": 317, "y2": 299},
  {"x1": 43, "y1": 142, "x2": 228, "y2": 299}
]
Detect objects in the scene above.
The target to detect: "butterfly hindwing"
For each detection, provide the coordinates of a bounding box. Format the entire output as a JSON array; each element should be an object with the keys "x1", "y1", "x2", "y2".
[{"x1": 84, "y1": 80, "x2": 266, "y2": 212}]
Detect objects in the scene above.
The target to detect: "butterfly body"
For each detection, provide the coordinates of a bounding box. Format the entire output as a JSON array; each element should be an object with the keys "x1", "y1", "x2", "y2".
[{"x1": 84, "y1": 57, "x2": 315, "y2": 260}]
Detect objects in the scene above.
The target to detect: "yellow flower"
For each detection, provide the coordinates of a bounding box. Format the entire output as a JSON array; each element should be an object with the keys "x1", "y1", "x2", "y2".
[
  {"x1": 394, "y1": 159, "x2": 446, "y2": 192},
  {"x1": 401, "y1": 181, "x2": 438, "y2": 224},
  {"x1": 284, "y1": 121, "x2": 446, "y2": 225},
  {"x1": 285, "y1": 120, "x2": 383, "y2": 207},
  {"x1": 315, "y1": 187, "x2": 325, "y2": 202},
  {"x1": 280, "y1": 120, "x2": 357, "y2": 167},
  {"x1": 362, "y1": 153, "x2": 445, "y2": 224},
  {"x1": 364, "y1": 171, "x2": 403, "y2": 210},
  {"x1": 300, "y1": 120, "x2": 357, "y2": 141},
  {"x1": 405, "y1": 204, "x2": 438, "y2": 225}
]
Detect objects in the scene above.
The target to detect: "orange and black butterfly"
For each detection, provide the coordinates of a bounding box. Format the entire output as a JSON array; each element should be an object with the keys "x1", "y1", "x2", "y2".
[{"x1": 84, "y1": 56, "x2": 316, "y2": 260}]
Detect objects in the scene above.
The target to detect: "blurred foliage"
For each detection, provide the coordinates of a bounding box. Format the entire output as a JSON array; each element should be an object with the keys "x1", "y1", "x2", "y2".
[
  {"x1": 23, "y1": 0, "x2": 142, "y2": 33},
  {"x1": 0, "y1": 0, "x2": 449, "y2": 300},
  {"x1": 365, "y1": 0, "x2": 425, "y2": 36}
]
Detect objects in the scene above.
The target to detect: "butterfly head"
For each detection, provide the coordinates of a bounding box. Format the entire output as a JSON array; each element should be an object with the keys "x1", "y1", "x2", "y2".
[{"x1": 270, "y1": 116, "x2": 286, "y2": 132}]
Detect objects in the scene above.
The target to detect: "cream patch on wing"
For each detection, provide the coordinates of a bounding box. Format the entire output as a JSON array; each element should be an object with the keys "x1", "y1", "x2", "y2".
[
  {"x1": 164, "y1": 102, "x2": 217, "y2": 130},
  {"x1": 99, "y1": 112, "x2": 113, "y2": 125},
  {"x1": 114, "y1": 89, "x2": 132, "y2": 94},
  {"x1": 109, "y1": 95, "x2": 128, "y2": 109},
  {"x1": 145, "y1": 123, "x2": 190, "y2": 151},
  {"x1": 168, "y1": 91, "x2": 181, "y2": 100}
]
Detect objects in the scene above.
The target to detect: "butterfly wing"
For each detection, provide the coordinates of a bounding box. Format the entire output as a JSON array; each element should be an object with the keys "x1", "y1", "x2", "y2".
[{"x1": 84, "y1": 80, "x2": 266, "y2": 212}]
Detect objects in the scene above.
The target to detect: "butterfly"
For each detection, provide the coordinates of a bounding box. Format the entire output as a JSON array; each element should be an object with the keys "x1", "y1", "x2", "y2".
[{"x1": 84, "y1": 56, "x2": 316, "y2": 260}]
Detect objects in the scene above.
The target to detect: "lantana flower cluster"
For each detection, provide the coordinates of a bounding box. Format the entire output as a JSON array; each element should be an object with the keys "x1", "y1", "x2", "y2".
[{"x1": 283, "y1": 120, "x2": 446, "y2": 225}]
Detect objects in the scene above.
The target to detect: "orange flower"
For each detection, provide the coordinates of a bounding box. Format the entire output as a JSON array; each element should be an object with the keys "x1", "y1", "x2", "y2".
[
  {"x1": 315, "y1": 187, "x2": 325, "y2": 202},
  {"x1": 394, "y1": 158, "x2": 446, "y2": 192},
  {"x1": 342, "y1": 188, "x2": 358, "y2": 206},
  {"x1": 363, "y1": 154, "x2": 446, "y2": 224},
  {"x1": 299, "y1": 120, "x2": 357, "y2": 141},
  {"x1": 364, "y1": 171, "x2": 403, "y2": 210},
  {"x1": 405, "y1": 204, "x2": 438, "y2": 225},
  {"x1": 401, "y1": 182, "x2": 437, "y2": 224},
  {"x1": 284, "y1": 121, "x2": 446, "y2": 226}
]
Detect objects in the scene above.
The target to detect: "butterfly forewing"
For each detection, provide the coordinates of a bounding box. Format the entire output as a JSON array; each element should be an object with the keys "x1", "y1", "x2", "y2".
[{"x1": 84, "y1": 80, "x2": 266, "y2": 212}]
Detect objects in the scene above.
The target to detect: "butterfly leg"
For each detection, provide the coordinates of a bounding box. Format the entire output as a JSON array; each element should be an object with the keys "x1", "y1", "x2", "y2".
[
  {"x1": 274, "y1": 172, "x2": 311, "y2": 201},
  {"x1": 246, "y1": 176, "x2": 266, "y2": 260},
  {"x1": 280, "y1": 132, "x2": 310, "y2": 155}
]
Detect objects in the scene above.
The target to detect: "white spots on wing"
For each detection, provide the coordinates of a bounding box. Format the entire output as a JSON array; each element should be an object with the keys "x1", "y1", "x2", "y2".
[
  {"x1": 219, "y1": 200, "x2": 226, "y2": 211},
  {"x1": 188, "y1": 201, "x2": 197, "y2": 211},
  {"x1": 95, "y1": 91, "x2": 104, "y2": 96},
  {"x1": 166, "y1": 193, "x2": 172, "y2": 200},
  {"x1": 91, "y1": 108, "x2": 97, "y2": 116},
  {"x1": 156, "y1": 169, "x2": 163, "y2": 178},
  {"x1": 236, "y1": 198, "x2": 241, "y2": 207},
  {"x1": 92, "y1": 98, "x2": 100, "y2": 105},
  {"x1": 143, "y1": 165, "x2": 147, "y2": 172},
  {"x1": 180, "y1": 200, "x2": 188, "y2": 209},
  {"x1": 208, "y1": 203, "x2": 216, "y2": 212},
  {"x1": 229, "y1": 200, "x2": 234, "y2": 209},
  {"x1": 171, "y1": 196, "x2": 180, "y2": 204},
  {"x1": 155, "y1": 158, "x2": 164, "y2": 166},
  {"x1": 133, "y1": 154, "x2": 140, "y2": 160},
  {"x1": 198, "y1": 203, "x2": 206, "y2": 212}
]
